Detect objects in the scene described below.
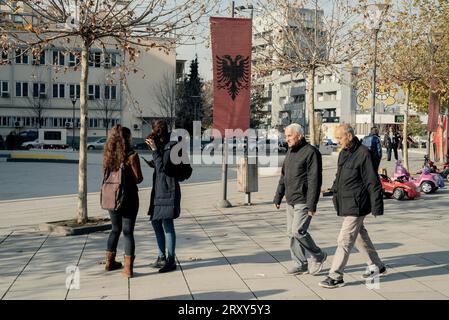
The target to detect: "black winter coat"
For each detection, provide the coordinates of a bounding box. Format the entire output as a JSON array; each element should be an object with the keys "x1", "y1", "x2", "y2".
[
  {"x1": 148, "y1": 141, "x2": 181, "y2": 221},
  {"x1": 331, "y1": 137, "x2": 383, "y2": 217},
  {"x1": 273, "y1": 138, "x2": 322, "y2": 212}
]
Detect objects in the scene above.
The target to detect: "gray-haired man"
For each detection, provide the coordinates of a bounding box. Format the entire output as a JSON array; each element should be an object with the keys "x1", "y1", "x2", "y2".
[
  {"x1": 274, "y1": 123, "x2": 327, "y2": 276},
  {"x1": 319, "y1": 124, "x2": 386, "y2": 289}
]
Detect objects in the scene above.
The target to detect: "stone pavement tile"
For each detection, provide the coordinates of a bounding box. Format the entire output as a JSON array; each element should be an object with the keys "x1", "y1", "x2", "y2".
[
  {"x1": 2, "y1": 288, "x2": 68, "y2": 300},
  {"x1": 0, "y1": 234, "x2": 48, "y2": 298},
  {"x1": 232, "y1": 263, "x2": 289, "y2": 280},
  {"x1": 192, "y1": 289, "x2": 256, "y2": 300},
  {"x1": 419, "y1": 279, "x2": 449, "y2": 298},
  {"x1": 70, "y1": 294, "x2": 129, "y2": 300},
  {"x1": 65, "y1": 233, "x2": 128, "y2": 299},
  {"x1": 130, "y1": 264, "x2": 192, "y2": 300},
  {"x1": 297, "y1": 273, "x2": 385, "y2": 300},
  {"x1": 182, "y1": 266, "x2": 248, "y2": 292},
  {"x1": 244, "y1": 277, "x2": 320, "y2": 300},
  {"x1": 66, "y1": 276, "x2": 128, "y2": 299},
  {"x1": 379, "y1": 290, "x2": 448, "y2": 300}
]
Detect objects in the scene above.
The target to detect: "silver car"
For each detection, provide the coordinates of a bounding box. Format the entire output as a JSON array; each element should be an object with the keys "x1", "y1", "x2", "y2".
[{"x1": 87, "y1": 137, "x2": 107, "y2": 150}]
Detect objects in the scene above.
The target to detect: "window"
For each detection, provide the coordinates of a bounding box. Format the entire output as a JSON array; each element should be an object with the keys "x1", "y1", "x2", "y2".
[
  {"x1": 32, "y1": 50, "x2": 46, "y2": 65},
  {"x1": 317, "y1": 92, "x2": 324, "y2": 102},
  {"x1": 15, "y1": 48, "x2": 29, "y2": 64},
  {"x1": 33, "y1": 83, "x2": 46, "y2": 98},
  {"x1": 15, "y1": 82, "x2": 29, "y2": 97},
  {"x1": 53, "y1": 84, "x2": 65, "y2": 98},
  {"x1": 44, "y1": 131, "x2": 62, "y2": 140},
  {"x1": 69, "y1": 84, "x2": 80, "y2": 99},
  {"x1": 89, "y1": 118, "x2": 99, "y2": 128},
  {"x1": 0, "y1": 81, "x2": 9, "y2": 96},
  {"x1": 1, "y1": 51, "x2": 9, "y2": 64},
  {"x1": 88, "y1": 85, "x2": 100, "y2": 100},
  {"x1": 104, "y1": 85, "x2": 117, "y2": 100},
  {"x1": 52, "y1": 50, "x2": 65, "y2": 66},
  {"x1": 104, "y1": 53, "x2": 118, "y2": 68},
  {"x1": 69, "y1": 52, "x2": 80, "y2": 67},
  {"x1": 89, "y1": 52, "x2": 101, "y2": 68},
  {"x1": 327, "y1": 91, "x2": 337, "y2": 101},
  {"x1": 317, "y1": 75, "x2": 324, "y2": 84},
  {"x1": 12, "y1": 14, "x2": 24, "y2": 24}
]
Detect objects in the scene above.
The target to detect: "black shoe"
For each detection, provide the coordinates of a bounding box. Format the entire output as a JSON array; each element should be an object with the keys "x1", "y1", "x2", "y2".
[
  {"x1": 150, "y1": 256, "x2": 166, "y2": 269},
  {"x1": 361, "y1": 266, "x2": 387, "y2": 279},
  {"x1": 158, "y1": 256, "x2": 176, "y2": 273},
  {"x1": 319, "y1": 277, "x2": 345, "y2": 289}
]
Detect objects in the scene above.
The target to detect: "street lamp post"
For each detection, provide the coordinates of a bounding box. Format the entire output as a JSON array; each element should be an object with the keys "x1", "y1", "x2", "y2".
[
  {"x1": 364, "y1": 3, "x2": 390, "y2": 129},
  {"x1": 71, "y1": 96, "x2": 77, "y2": 151}
]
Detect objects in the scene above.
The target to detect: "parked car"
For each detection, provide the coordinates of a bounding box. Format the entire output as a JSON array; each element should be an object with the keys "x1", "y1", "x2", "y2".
[
  {"x1": 21, "y1": 139, "x2": 41, "y2": 150},
  {"x1": 87, "y1": 137, "x2": 106, "y2": 150},
  {"x1": 18, "y1": 130, "x2": 38, "y2": 143}
]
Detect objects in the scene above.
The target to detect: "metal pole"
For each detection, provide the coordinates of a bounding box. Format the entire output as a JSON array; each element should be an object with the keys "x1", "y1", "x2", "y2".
[
  {"x1": 371, "y1": 29, "x2": 379, "y2": 128},
  {"x1": 217, "y1": 2, "x2": 235, "y2": 208},
  {"x1": 72, "y1": 100, "x2": 76, "y2": 151}
]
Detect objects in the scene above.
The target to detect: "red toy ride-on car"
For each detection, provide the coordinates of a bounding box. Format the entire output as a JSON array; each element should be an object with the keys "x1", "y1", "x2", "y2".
[{"x1": 379, "y1": 174, "x2": 421, "y2": 200}]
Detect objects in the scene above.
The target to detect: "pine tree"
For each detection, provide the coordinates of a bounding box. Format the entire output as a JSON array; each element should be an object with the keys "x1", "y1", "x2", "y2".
[{"x1": 176, "y1": 57, "x2": 205, "y2": 134}]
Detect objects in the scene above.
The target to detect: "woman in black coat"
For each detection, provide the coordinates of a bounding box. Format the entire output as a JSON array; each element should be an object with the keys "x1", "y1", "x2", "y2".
[{"x1": 145, "y1": 120, "x2": 181, "y2": 273}]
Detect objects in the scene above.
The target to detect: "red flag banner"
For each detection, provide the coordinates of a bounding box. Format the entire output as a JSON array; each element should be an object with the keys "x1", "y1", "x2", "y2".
[
  {"x1": 210, "y1": 17, "x2": 252, "y2": 137},
  {"x1": 428, "y1": 78, "x2": 440, "y2": 133}
]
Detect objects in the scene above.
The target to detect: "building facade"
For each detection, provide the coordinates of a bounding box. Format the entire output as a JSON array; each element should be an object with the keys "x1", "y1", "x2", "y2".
[{"x1": 0, "y1": 1, "x2": 176, "y2": 144}]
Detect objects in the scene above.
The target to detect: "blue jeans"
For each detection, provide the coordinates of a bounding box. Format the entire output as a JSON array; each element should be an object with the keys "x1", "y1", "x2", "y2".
[{"x1": 151, "y1": 219, "x2": 176, "y2": 259}]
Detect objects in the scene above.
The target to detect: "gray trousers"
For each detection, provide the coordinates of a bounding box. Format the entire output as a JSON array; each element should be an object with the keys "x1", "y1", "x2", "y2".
[
  {"x1": 329, "y1": 216, "x2": 384, "y2": 280},
  {"x1": 286, "y1": 204, "x2": 325, "y2": 267}
]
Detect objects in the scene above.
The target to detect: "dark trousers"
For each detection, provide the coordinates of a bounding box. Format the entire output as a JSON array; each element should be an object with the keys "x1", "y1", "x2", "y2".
[
  {"x1": 387, "y1": 147, "x2": 398, "y2": 161},
  {"x1": 107, "y1": 212, "x2": 137, "y2": 256}
]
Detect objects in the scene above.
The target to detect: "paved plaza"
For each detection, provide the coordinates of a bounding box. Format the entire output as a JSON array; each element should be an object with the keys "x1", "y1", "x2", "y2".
[{"x1": 1, "y1": 150, "x2": 449, "y2": 300}]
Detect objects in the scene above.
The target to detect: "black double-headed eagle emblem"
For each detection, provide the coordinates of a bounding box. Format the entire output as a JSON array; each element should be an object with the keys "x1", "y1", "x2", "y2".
[{"x1": 216, "y1": 55, "x2": 250, "y2": 101}]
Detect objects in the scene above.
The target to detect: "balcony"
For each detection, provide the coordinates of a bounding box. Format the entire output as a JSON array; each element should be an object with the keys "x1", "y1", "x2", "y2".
[
  {"x1": 290, "y1": 86, "x2": 305, "y2": 96},
  {"x1": 282, "y1": 102, "x2": 304, "y2": 112}
]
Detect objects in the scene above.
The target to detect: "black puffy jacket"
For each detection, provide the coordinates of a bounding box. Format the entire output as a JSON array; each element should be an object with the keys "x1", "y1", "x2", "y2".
[
  {"x1": 273, "y1": 138, "x2": 322, "y2": 212},
  {"x1": 331, "y1": 137, "x2": 383, "y2": 217}
]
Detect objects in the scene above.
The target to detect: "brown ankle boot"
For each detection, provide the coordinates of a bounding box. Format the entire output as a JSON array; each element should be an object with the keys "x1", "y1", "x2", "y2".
[
  {"x1": 122, "y1": 255, "x2": 135, "y2": 278},
  {"x1": 105, "y1": 251, "x2": 122, "y2": 271}
]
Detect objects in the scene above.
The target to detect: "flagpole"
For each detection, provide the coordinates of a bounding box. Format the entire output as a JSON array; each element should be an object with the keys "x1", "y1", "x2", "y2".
[{"x1": 217, "y1": 2, "x2": 235, "y2": 209}]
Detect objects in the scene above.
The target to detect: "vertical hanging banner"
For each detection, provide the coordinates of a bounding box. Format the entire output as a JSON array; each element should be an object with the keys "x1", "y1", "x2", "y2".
[{"x1": 210, "y1": 17, "x2": 252, "y2": 137}]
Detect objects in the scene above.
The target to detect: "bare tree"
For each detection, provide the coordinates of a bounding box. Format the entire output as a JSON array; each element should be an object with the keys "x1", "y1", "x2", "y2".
[
  {"x1": 0, "y1": 0, "x2": 217, "y2": 224},
  {"x1": 254, "y1": 0, "x2": 364, "y2": 146},
  {"x1": 152, "y1": 72, "x2": 176, "y2": 129},
  {"x1": 26, "y1": 68, "x2": 49, "y2": 129}
]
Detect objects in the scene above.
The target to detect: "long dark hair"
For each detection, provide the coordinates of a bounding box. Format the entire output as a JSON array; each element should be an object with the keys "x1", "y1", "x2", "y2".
[
  {"x1": 149, "y1": 119, "x2": 170, "y2": 149},
  {"x1": 103, "y1": 124, "x2": 132, "y2": 171}
]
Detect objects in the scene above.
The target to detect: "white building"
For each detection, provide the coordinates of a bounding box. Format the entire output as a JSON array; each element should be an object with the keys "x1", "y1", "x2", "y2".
[
  {"x1": 251, "y1": 7, "x2": 406, "y2": 139},
  {"x1": 0, "y1": 1, "x2": 176, "y2": 144}
]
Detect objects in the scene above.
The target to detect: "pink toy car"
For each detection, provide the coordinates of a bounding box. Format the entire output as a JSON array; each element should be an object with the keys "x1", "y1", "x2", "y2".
[{"x1": 393, "y1": 160, "x2": 445, "y2": 194}]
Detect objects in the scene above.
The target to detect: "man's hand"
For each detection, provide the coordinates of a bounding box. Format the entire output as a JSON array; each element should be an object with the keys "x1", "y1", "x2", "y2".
[
  {"x1": 308, "y1": 211, "x2": 318, "y2": 216},
  {"x1": 274, "y1": 204, "x2": 280, "y2": 210}
]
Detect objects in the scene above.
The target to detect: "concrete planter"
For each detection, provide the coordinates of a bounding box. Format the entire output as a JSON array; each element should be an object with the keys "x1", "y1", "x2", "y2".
[{"x1": 39, "y1": 217, "x2": 111, "y2": 236}]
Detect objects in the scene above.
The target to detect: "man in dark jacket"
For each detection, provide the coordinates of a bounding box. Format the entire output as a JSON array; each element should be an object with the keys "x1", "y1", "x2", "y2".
[
  {"x1": 274, "y1": 123, "x2": 327, "y2": 276},
  {"x1": 319, "y1": 124, "x2": 386, "y2": 289},
  {"x1": 362, "y1": 127, "x2": 382, "y2": 173},
  {"x1": 384, "y1": 126, "x2": 400, "y2": 161}
]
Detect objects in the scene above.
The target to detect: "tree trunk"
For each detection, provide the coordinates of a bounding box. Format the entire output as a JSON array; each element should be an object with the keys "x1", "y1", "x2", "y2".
[
  {"x1": 439, "y1": 116, "x2": 444, "y2": 164},
  {"x1": 306, "y1": 67, "x2": 316, "y2": 146},
  {"x1": 403, "y1": 83, "x2": 410, "y2": 171},
  {"x1": 77, "y1": 43, "x2": 89, "y2": 225}
]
